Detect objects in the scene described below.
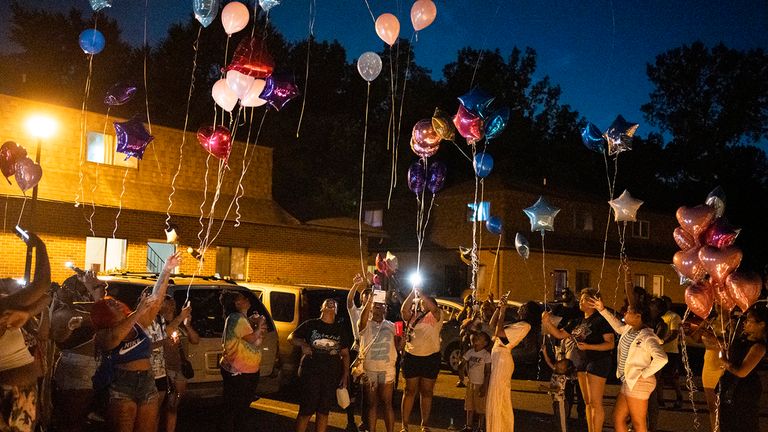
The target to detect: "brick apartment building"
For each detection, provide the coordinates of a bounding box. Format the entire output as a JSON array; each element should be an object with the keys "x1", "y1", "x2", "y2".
[
  {"x1": 366, "y1": 177, "x2": 684, "y2": 305},
  {"x1": 0, "y1": 94, "x2": 379, "y2": 286}
]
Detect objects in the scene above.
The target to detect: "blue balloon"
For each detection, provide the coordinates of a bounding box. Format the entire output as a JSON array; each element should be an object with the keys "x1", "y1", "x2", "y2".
[
  {"x1": 581, "y1": 122, "x2": 604, "y2": 153},
  {"x1": 407, "y1": 160, "x2": 426, "y2": 195},
  {"x1": 259, "y1": 0, "x2": 281, "y2": 11},
  {"x1": 473, "y1": 152, "x2": 494, "y2": 178},
  {"x1": 484, "y1": 107, "x2": 509, "y2": 140},
  {"x1": 427, "y1": 161, "x2": 447, "y2": 194},
  {"x1": 523, "y1": 196, "x2": 561, "y2": 233},
  {"x1": 79, "y1": 29, "x2": 105, "y2": 55},
  {"x1": 486, "y1": 216, "x2": 503, "y2": 235},
  {"x1": 89, "y1": 0, "x2": 112, "y2": 11},
  {"x1": 458, "y1": 88, "x2": 494, "y2": 117},
  {"x1": 193, "y1": 0, "x2": 220, "y2": 28}
]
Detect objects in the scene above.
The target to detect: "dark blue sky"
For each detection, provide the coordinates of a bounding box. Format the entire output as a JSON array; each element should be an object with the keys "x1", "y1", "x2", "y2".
[{"x1": 2, "y1": 0, "x2": 766, "y2": 134}]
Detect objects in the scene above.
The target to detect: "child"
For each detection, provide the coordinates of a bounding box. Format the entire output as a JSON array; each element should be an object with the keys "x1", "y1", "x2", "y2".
[
  {"x1": 462, "y1": 331, "x2": 491, "y2": 432},
  {"x1": 542, "y1": 346, "x2": 576, "y2": 432}
]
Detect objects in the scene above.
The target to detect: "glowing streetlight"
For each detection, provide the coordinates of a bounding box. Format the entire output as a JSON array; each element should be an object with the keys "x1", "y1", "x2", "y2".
[
  {"x1": 408, "y1": 271, "x2": 423, "y2": 288},
  {"x1": 25, "y1": 114, "x2": 58, "y2": 139}
]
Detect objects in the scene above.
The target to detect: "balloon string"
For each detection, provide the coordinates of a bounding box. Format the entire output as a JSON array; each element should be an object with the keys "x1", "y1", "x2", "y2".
[
  {"x1": 448, "y1": 140, "x2": 472, "y2": 162},
  {"x1": 541, "y1": 230, "x2": 548, "y2": 307},
  {"x1": 88, "y1": 162, "x2": 100, "y2": 238},
  {"x1": 393, "y1": 33, "x2": 415, "y2": 181},
  {"x1": 16, "y1": 196, "x2": 27, "y2": 228},
  {"x1": 470, "y1": 145, "x2": 480, "y2": 299},
  {"x1": 358, "y1": 83, "x2": 371, "y2": 276},
  {"x1": 679, "y1": 309, "x2": 701, "y2": 432},
  {"x1": 112, "y1": 167, "x2": 129, "y2": 239},
  {"x1": 386, "y1": 45, "x2": 397, "y2": 209},
  {"x1": 142, "y1": 0, "x2": 162, "y2": 176},
  {"x1": 234, "y1": 109, "x2": 268, "y2": 228},
  {"x1": 199, "y1": 160, "x2": 227, "y2": 255},
  {"x1": 235, "y1": 107, "x2": 256, "y2": 227},
  {"x1": 3, "y1": 194, "x2": 8, "y2": 232},
  {"x1": 197, "y1": 154, "x2": 212, "y2": 247},
  {"x1": 361, "y1": 0, "x2": 376, "y2": 24},
  {"x1": 166, "y1": 24, "x2": 202, "y2": 231},
  {"x1": 469, "y1": 0, "x2": 503, "y2": 89},
  {"x1": 76, "y1": 54, "x2": 94, "y2": 215},
  {"x1": 486, "y1": 235, "x2": 502, "y2": 294},
  {"x1": 295, "y1": 0, "x2": 316, "y2": 138},
  {"x1": 613, "y1": 221, "x2": 628, "y2": 309}
]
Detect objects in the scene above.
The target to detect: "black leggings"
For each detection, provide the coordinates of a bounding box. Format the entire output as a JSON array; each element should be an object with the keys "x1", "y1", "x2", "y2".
[{"x1": 220, "y1": 367, "x2": 260, "y2": 432}]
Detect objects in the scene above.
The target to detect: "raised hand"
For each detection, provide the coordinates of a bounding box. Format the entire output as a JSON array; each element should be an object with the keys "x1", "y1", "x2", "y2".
[
  {"x1": 586, "y1": 296, "x2": 604, "y2": 312},
  {"x1": 164, "y1": 251, "x2": 183, "y2": 272}
]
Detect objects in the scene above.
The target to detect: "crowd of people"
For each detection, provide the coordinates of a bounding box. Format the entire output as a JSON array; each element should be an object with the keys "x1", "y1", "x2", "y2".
[{"x1": 0, "y1": 231, "x2": 766, "y2": 432}]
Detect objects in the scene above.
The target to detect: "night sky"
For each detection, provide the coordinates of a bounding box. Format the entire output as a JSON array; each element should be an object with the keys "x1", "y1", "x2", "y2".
[{"x1": 1, "y1": 0, "x2": 766, "y2": 135}]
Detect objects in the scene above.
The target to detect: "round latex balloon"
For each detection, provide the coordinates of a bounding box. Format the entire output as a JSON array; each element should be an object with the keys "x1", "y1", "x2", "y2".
[
  {"x1": 258, "y1": 0, "x2": 281, "y2": 12},
  {"x1": 486, "y1": 216, "x2": 503, "y2": 235},
  {"x1": 226, "y1": 70, "x2": 256, "y2": 99},
  {"x1": 197, "y1": 125, "x2": 232, "y2": 162},
  {"x1": 407, "y1": 160, "x2": 426, "y2": 195},
  {"x1": 473, "y1": 152, "x2": 494, "y2": 178},
  {"x1": 240, "y1": 79, "x2": 267, "y2": 107},
  {"x1": 79, "y1": 29, "x2": 105, "y2": 55},
  {"x1": 114, "y1": 117, "x2": 154, "y2": 160},
  {"x1": 515, "y1": 233, "x2": 530, "y2": 259},
  {"x1": 226, "y1": 36, "x2": 274, "y2": 79},
  {"x1": 676, "y1": 205, "x2": 716, "y2": 239},
  {"x1": 89, "y1": 0, "x2": 112, "y2": 11},
  {"x1": 426, "y1": 161, "x2": 447, "y2": 194},
  {"x1": 212, "y1": 78, "x2": 239, "y2": 112},
  {"x1": 410, "y1": 0, "x2": 437, "y2": 31},
  {"x1": 432, "y1": 108, "x2": 456, "y2": 141},
  {"x1": 726, "y1": 271, "x2": 762, "y2": 312},
  {"x1": 193, "y1": 0, "x2": 220, "y2": 27},
  {"x1": 0, "y1": 141, "x2": 28, "y2": 180},
  {"x1": 357, "y1": 51, "x2": 383, "y2": 82},
  {"x1": 13, "y1": 157, "x2": 42, "y2": 192},
  {"x1": 685, "y1": 282, "x2": 714, "y2": 319},
  {"x1": 104, "y1": 82, "x2": 138, "y2": 106},
  {"x1": 453, "y1": 104, "x2": 484, "y2": 144},
  {"x1": 221, "y1": 1, "x2": 249, "y2": 35},
  {"x1": 375, "y1": 13, "x2": 400, "y2": 46}
]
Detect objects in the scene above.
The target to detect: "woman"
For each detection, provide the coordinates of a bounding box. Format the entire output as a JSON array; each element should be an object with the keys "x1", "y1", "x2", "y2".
[
  {"x1": 358, "y1": 291, "x2": 399, "y2": 432},
  {"x1": 718, "y1": 303, "x2": 767, "y2": 432},
  {"x1": 91, "y1": 252, "x2": 180, "y2": 432},
  {"x1": 219, "y1": 290, "x2": 266, "y2": 432},
  {"x1": 588, "y1": 295, "x2": 667, "y2": 432},
  {"x1": 485, "y1": 292, "x2": 530, "y2": 432},
  {"x1": 399, "y1": 288, "x2": 443, "y2": 432},
  {"x1": 159, "y1": 296, "x2": 199, "y2": 432},
  {"x1": 543, "y1": 288, "x2": 615, "y2": 432},
  {"x1": 686, "y1": 311, "x2": 726, "y2": 432}
]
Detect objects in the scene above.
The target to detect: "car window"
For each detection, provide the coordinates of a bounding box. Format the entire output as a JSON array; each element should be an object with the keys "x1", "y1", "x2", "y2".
[
  {"x1": 104, "y1": 282, "x2": 151, "y2": 309},
  {"x1": 173, "y1": 288, "x2": 274, "y2": 338},
  {"x1": 270, "y1": 291, "x2": 296, "y2": 322},
  {"x1": 438, "y1": 304, "x2": 459, "y2": 322}
]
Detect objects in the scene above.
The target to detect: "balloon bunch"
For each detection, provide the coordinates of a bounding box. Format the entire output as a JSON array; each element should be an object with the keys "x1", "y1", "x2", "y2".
[
  {"x1": 449, "y1": 88, "x2": 510, "y2": 145},
  {"x1": 581, "y1": 115, "x2": 639, "y2": 156},
  {"x1": 0, "y1": 141, "x2": 42, "y2": 192},
  {"x1": 373, "y1": 0, "x2": 436, "y2": 46},
  {"x1": 673, "y1": 187, "x2": 758, "y2": 319},
  {"x1": 407, "y1": 159, "x2": 446, "y2": 196}
]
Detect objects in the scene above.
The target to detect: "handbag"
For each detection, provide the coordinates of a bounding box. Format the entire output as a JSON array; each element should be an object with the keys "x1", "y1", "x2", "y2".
[
  {"x1": 179, "y1": 345, "x2": 195, "y2": 379},
  {"x1": 336, "y1": 387, "x2": 350, "y2": 409}
]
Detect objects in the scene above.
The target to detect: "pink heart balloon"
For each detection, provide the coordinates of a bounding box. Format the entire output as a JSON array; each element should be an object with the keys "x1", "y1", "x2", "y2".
[
  {"x1": 685, "y1": 281, "x2": 714, "y2": 319},
  {"x1": 672, "y1": 247, "x2": 706, "y2": 282},
  {"x1": 714, "y1": 282, "x2": 736, "y2": 312},
  {"x1": 698, "y1": 245, "x2": 742, "y2": 284},
  {"x1": 676, "y1": 204, "x2": 716, "y2": 239},
  {"x1": 453, "y1": 104, "x2": 484, "y2": 144},
  {"x1": 14, "y1": 157, "x2": 43, "y2": 192},
  {"x1": 673, "y1": 227, "x2": 697, "y2": 250},
  {"x1": 726, "y1": 271, "x2": 762, "y2": 312},
  {"x1": 197, "y1": 125, "x2": 232, "y2": 162},
  {"x1": 703, "y1": 218, "x2": 740, "y2": 249}
]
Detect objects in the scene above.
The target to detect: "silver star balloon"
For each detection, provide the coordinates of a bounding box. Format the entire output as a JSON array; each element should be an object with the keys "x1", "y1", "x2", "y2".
[
  {"x1": 523, "y1": 196, "x2": 560, "y2": 232},
  {"x1": 608, "y1": 189, "x2": 644, "y2": 222},
  {"x1": 603, "y1": 115, "x2": 639, "y2": 156}
]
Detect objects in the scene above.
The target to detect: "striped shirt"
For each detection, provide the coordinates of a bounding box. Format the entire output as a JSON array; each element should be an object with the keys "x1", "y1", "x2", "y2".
[{"x1": 617, "y1": 328, "x2": 641, "y2": 381}]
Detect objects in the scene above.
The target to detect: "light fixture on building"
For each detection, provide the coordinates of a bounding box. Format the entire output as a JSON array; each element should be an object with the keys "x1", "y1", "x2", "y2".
[{"x1": 25, "y1": 114, "x2": 58, "y2": 139}]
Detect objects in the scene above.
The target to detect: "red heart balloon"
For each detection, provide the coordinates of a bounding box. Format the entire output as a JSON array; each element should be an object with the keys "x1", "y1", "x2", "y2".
[
  {"x1": 698, "y1": 245, "x2": 742, "y2": 284},
  {"x1": 197, "y1": 125, "x2": 232, "y2": 162},
  {"x1": 453, "y1": 104, "x2": 484, "y2": 144},
  {"x1": 685, "y1": 281, "x2": 714, "y2": 319},
  {"x1": 0, "y1": 141, "x2": 28, "y2": 180},
  {"x1": 726, "y1": 271, "x2": 761, "y2": 312},
  {"x1": 672, "y1": 247, "x2": 706, "y2": 282},
  {"x1": 714, "y1": 282, "x2": 736, "y2": 312},
  {"x1": 676, "y1": 205, "x2": 716, "y2": 239},
  {"x1": 226, "y1": 36, "x2": 274, "y2": 79},
  {"x1": 14, "y1": 157, "x2": 42, "y2": 192},
  {"x1": 703, "y1": 218, "x2": 740, "y2": 249},
  {"x1": 673, "y1": 227, "x2": 697, "y2": 250}
]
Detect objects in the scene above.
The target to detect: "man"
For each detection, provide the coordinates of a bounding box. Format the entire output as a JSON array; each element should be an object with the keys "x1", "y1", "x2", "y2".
[
  {"x1": 346, "y1": 274, "x2": 372, "y2": 432},
  {"x1": 658, "y1": 296, "x2": 683, "y2": 409},
  {"x1": 289, "y1": 299, "x2": 352, "y2": 432}
]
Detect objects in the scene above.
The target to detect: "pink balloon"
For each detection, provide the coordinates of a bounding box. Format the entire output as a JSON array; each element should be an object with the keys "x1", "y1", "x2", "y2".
[
  {"x1": 685, "y1": 281, "x2": 714, "y2": 319},
  {"x1": 14, "y1": 157, "x2": 42, "y2": 192},
  {"x1": 453, "y1": 104, "x2": 484, "y2": 144},
  {"x1": 226, "y1": 70, "x2": 255, "y2": 99},
  {"x1": 703, "y1": 217, "x2": 740, "y2": 249},
  {"x1": 726, "y1": 271, "x2": 762, "y2": 312},
  {"x1": 221, "y1": 1, "x2": 249, "y2": 35},
  {"x1": 715, "y1": 282, "x2": 737, "y2": 312},
  {"x1": 375, "y1": 13, "x2": 400, "y2": 46},
  {"x1": 673, "y1": 227, "x2": 697, "y2": 250},
  {"x1": 672, "y1": 247, "x2": 706, "y2": 282},
  {"x1": 212, "y1": 78, "x2": 238, "y2": 112},
  {"x1": 676, "y1": 204, "x2": 716, "y2": 239},
  {"x1": 410, "y1": 0, "x2": 437, "y2": 31},
  {"x1": 411, "y1": 119, "x2": 441, "y2": 158},
  {"x1": 241, "y1": 79, "x2": 267, "y2": 107},
  {"x1": 197, "y1": 125, "x2": 232, "y2": 162},
  {"x1": 698, "y1": 245, "x2": 742, "y2": 284}
]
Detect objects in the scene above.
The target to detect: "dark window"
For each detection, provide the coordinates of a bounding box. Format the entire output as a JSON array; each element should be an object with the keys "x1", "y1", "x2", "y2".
[
  {"x1": 552, "y1": 270, "x2": 568, "y2": 299},
  {"x1": 575, "y1": 271, "x2": 591, "y2": 291},
  {"x1": 175, "y1": 288, "x2": 273, "y2": 338},
  {"x1": 573, "y1": 211, "x2": 593, "y2": 231},
  {"x1": 444, "y1": 265, "x2": 467, "y2": 297},
  {"x1": 632, "y1": 220, "x2": 650, "y2": 239},
  {"x1": 270, "y1": 292, "x2": 296, "y2": 322}
]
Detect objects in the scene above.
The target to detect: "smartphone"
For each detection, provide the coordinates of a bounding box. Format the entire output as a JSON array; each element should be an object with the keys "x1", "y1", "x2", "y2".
[
  {"x1": 14, "y1": 225, "x2": 29, "y2": 242},
  {"x1": 373, "y1": 289, "x2": 387, "y2": 304}
]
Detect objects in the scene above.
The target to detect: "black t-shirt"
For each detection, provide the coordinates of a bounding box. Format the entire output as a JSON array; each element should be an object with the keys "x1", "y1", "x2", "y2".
[
  {"x1": 293, "y1": 318, "x2": 352, "y2": 374},
  {"x1": 567, "y1": 312, "x2": 613, "y2": 363}
]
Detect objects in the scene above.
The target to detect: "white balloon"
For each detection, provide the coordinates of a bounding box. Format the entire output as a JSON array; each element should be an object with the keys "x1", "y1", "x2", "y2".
[
  {"x1": 357, "y1": 51, "x2": 383, "y2": 82},
  {"x1": 226, "y1": 70, "x2": 255, "y2": 99},
  {"x1": 212, "y1": 78, "x2": 238, "y2": 112},
  {"x1": 241, "y1": 79, "x2": 267, "y2": 107},
  {"x1": 221, "y1": 1, "x2": 249, "y2": 35}
]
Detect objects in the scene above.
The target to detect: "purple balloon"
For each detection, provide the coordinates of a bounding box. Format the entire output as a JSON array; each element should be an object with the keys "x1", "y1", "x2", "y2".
[
  {"x1": 259, "y1": 72, "x2": 299, "y2": 111},
  {"x1": 407, "y1": 160, "x2": 426, "y2": 195},
  {"x1": 427, "y1": 161, "x2": 447, "y2": 194},
  {"x1": 114, "y1": 117, "x2": 154, "y2": 160},
  {"x1": 105, "y1": 83, "x2": 138, "y2": 106}
]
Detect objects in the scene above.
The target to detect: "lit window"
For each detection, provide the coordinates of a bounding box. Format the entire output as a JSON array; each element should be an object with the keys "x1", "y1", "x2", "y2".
[
  {"x1": 633, "y1": 274, "x2": 647, "y2": 289},
  {"x1": 632, "y1": 220, "x2": 650, "y2": 239},
  {"x1": 364, "y1": 209, "x2": 383, "y2": 227},
  {"x1": 574, "y1": 211, "x2": 593, "y2": 231},
  {"x1": 216, "y1": 246, "x2": 247, "y2": 280},
  {"x1": 85, "y1": 237, "x2": 127, "y2": 273},
  {"x1": 467, "y1": 201, "x2": 490, "y2": 222},
  {"x1": 652, "y1": 275, "x2": 664, "y2": 296},
  {"x1": 86, "y1": 131, "x2": 138, "y2": 168}
]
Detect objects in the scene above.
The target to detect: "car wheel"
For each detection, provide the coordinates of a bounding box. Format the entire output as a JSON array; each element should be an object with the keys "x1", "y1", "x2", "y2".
[{"x1": 446, "y1": 343, "x2": 462, "y2": 373}]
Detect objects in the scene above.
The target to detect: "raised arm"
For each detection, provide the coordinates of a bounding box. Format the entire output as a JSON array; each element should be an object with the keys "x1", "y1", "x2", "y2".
[
  {"x1": 348, "y1": 273, "x2": 367, "y2": 310},
  {"x1": 0, "y1": 233, "x2": 50, "y2": 311},
  {"x1": 541, "y1": 311, "x2": 570, "y2": 340},
  {"x1": 358, "y1": 293, "x2": 374, "y2": 333},
  {"x1": 139, "y1": 252, "x2": 181, "y2": 327},
  {"x1": 400, "y1": 289, "x2": 416, "y2": 321},
  {"x1": 95, "y1": 295, "x2": 157, "y2": 351},
  {"x1": 591, "y1": 297, "x2": 629, "y2": 335},
  {"x1": 419, "y1": 294, "x2": 440, "y2": 317}
]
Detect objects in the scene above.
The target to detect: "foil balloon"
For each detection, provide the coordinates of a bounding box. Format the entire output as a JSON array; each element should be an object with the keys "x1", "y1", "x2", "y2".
[
  {"x1": 259, "y1": 73, "x2": 300, "y2": 111},
  {"x1": 426, "y1": 161, "x2": 447, "y2": 194},
  {"x1": 104, "y1": 82, "x2": 138, "y2": 106},
  {"x1": 608, "y1": 190, "x2": 644, "y2": 222},
  {"x1": 375, "y1": 253, "x2": 387, "y2": 274},
  {"x1": 703, "y1": 218, "x2": 740, "y2": 249},
  {"x1": 603, "y1": 115, "x2": 638, "y2": 156},
  {"x1": 458, "y1": 88, "x2": 494, "y2": 117},
  {"x1": 383, "y1": 251, "x2": 398, "y2": 276},
  {"x1": 581, "y1": 122, "x2": 605, "y2": 153},
  {"x1": 89, "y1": 0, "x2": 112, "y2": 11},
  {"x1": 258, "y1": 0, "x2": 281, "y2": 12},
  {"x1": 515, "y1": 233, "x2": 530, "y2": 260},
  {"x1": 671, "y1": 264, "x2": 694, "y2": 286},
  {"x1": 705, "y1": 186, "x2": 726, "y2": 218},
  {"x1": 431, "y1": 108, "x2": 456, "y2": 141},
  {"x1": 165, "y1": 224, "x2": 178, "y2": 243},
  {"x1": 523, "y1": 196, "x2": 560, "y2": 232},
  {"x1": 676, "y1": 205, "x2": 716, "y2": 239},
  {"x1": 113, "y1": 117, "x2": 153, "y2": 160},
  {"x1": 79, "y1": 29, "x2": 105, "y2": 55},
  {"x1": 226, "y1": 70, "x2": 256, "y2": 99},
  {"x1": 192, "y1": 0, "x2": 219, "y2": 27},
  {"x1": 211, "y1": 78, "x2": 238, "y2": 112},
  {"x1": 486, "y1": 216, "x2": 503, "y2": 235},
  {"x1": 484, "y1": 107, "x2": 509, "y2": 140},
  {"x1": 375, "y1": 13, "x2": 400, "y2": 46},
  {"x1": 0, "y1": 141, "x2": 28, "y2": 180},
  {"x1": 673, "y1": 227, "x2": 697, "y2": 250},
  {"x1": 715, "y1": 282, "x2": 737, "y2": 312},
  {"x1": 197, "y1": 125, "x2": 232, "y2": 162},
  {"x1": 240, "y1": 79, "x2": 267, "y2": 107},
  {"x1": 473, "y1": 152, "x2": 493, "y2": 178},
  {"x1": 411, "y1": 119, "x2": 441, "y2": 158},
  {"x1": 410, "y1": 0, "x2": 437, "y2": 31},
  {"x1": 13, "y1": 157, "x2": 42, "y2": 192},
  {"x1": 453, "y1": 104, "x2": 484, "y2": 144},
  {"x1": 357, "y1": 51, "x2": 383, "y2": 82},
  {"x1": 672, "y1": 248, "x2": 706, "y2": 282},
  {"x1": 698, "y1": 245, "x2": 742, "y2": 284},
  {"x1": 221, "y1": 1, "x2": 249, "y2": 35},
  {"x1": 685, "y1": 282, "x2": 714, "y2": 319},
  {"x1": 726, "y1": 271, "x2": 762, "y2": 312},
  {"x1": 458, "y1": 246, "x2": 472, "y2": 266},
  {"x1": 226, "y1": 36, "x2": 275, "y2": 79},
  {"x1": 407, "y1": 160, "x2": 426, "y2": 195}
]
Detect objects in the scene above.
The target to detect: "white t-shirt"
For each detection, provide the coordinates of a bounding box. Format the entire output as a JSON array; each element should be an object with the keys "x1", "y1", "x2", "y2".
[
  {"x1": 360, "y1": 319, "x2": 397, "y2": 373},
  {"x1": 147, "y1": 318, "x2": 167, "y2": 379},
  {"x1": 348, "y1": 304, "x2": 363, "y2": 341},
  {"x1": 463, "y1": 348, "x2": 491, "y2": 385},
  {"x1": 661, "y1": 311, "x2": 681, "y2": 354},
  {"x1": 0, "y1": 329, "x2": 34, "y2": 372},
  {"x1": 405, "y1": 309, "x2": 443, "y2": 357}
]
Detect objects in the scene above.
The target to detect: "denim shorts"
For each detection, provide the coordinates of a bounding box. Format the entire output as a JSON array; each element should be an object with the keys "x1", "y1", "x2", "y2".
[
  {"x1": 109, "y1": 369, "x2": 159, "y2": 404},
  {"x1": 54, "y1": 351, "x2": 98, "y2": 390}
]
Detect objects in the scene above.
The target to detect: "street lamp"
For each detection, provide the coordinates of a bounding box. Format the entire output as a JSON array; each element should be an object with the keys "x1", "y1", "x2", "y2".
[{"x1": 23, "y1": 114, "x2": 57, "y2": 281}]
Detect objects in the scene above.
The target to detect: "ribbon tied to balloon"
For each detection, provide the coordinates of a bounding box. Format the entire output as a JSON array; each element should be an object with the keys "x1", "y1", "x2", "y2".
[
  {"x1": 375, "y1": 13, "x2": 400, "y2": 46},
  {"x1": 192, "y1": 0, "x2": 220, "y2": 27},
  {"x1": 14, "y1": 157, "x2": 43, "y2": 192},
  {"x1": 357, "y1": 52, "x2": 383, "y2": 82},
  {"x1": 79, "y1": 29, "x2": 105, "y2": 55},
  {"x1": 410, "y1": 0, "x2": 437, "y2": 31}
]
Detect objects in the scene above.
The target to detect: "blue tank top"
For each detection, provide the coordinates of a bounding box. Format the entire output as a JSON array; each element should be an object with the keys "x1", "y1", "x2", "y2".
[{"x1": 110, "y1": 324, "x2": 151, "y2": 365}]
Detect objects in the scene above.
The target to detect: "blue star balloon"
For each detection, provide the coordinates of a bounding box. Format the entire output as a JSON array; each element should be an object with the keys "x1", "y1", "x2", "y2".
[
  {"x1": 193, "y1": 0, "x2": 220, "y2": 28},
  {"x1": 114, "y1": 117, "x2": 153, "y2": 160},
  {"x1": 581, "y1": 122, "x2": 605, "y2": 153},
  {"x1": 89, "y1": 0, "x2": 112, "y2": 11},
  {"x1": 457, "y1": 88, "x2": 494, "y2": 117},
  {"x1": 259, "y1": 0, "x2": 281, "y2": 12},
  {"x1": 486, "y1": 216, "x2": 503, "y2": 235},
  {"x1": 484, "y1": 107, "x2": 509, "y2": 140},
  {"x1": 523, "y1": 196, "x2": 560, "y2": 232},
  {"x1": 603, "y1": 115, "x2": 639, "y2": 156}
]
